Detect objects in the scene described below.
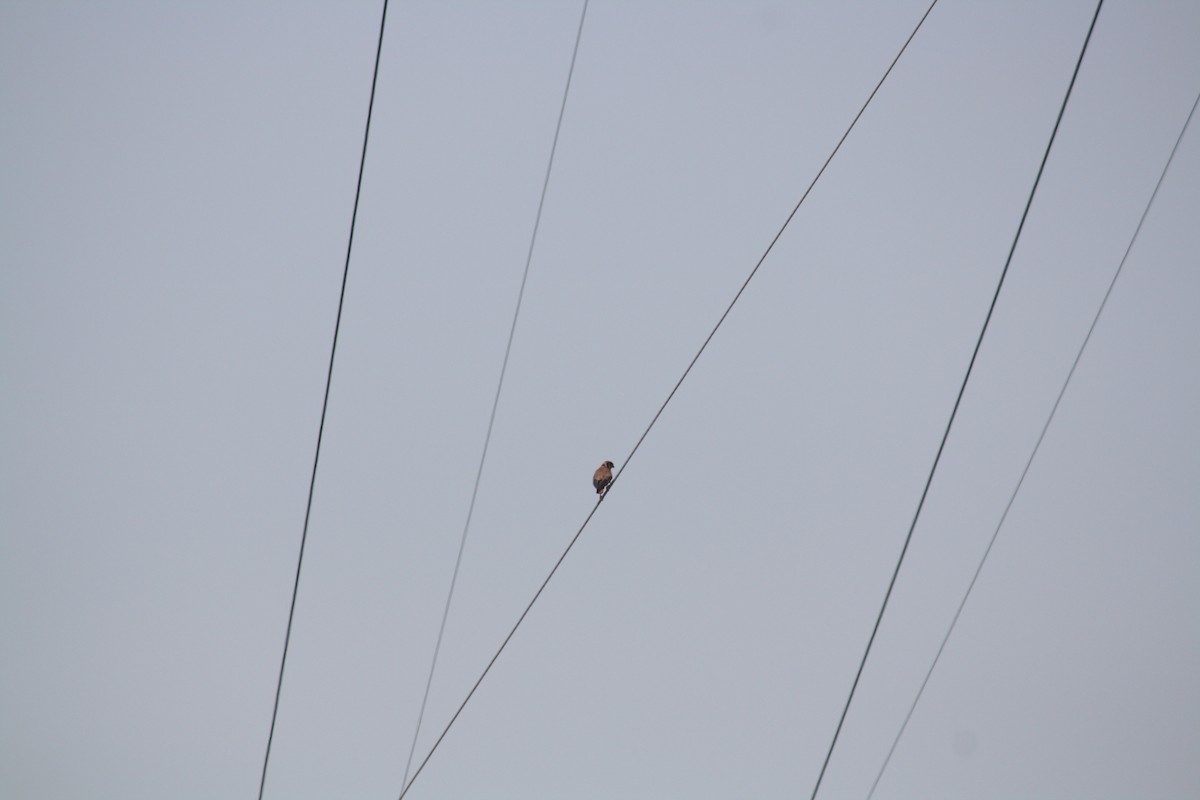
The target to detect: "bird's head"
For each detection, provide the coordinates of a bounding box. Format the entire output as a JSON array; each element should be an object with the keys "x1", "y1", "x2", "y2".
[{"x1": 605, "y1": 461, "x2": 614, "y2": 469}]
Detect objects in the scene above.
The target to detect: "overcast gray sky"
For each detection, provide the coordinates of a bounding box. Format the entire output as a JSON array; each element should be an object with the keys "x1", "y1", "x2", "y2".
[{"x1": 2, "y1": 1, "x2": 1198, "y2": 798}]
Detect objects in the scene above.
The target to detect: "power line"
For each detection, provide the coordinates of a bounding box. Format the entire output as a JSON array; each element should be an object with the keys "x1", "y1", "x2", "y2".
[
  {"x1": 397, "y1": 0, "x2": 590, "y2": 792},
  {"x1": 395, "y1": 2, "x2": 940, "y2": 796},
  {"x1": 806, "y1": 2, "x2": 1105, "y2": 798},
  {"x1": 864, "y1": 84, "x2": 1200, "y2": 800},
  {"x1": 256, "y1": 3, "x2": 390, "y2": 799},
  {"x1": 607, "y1": 0, "x2": 939, "y2": 498}
]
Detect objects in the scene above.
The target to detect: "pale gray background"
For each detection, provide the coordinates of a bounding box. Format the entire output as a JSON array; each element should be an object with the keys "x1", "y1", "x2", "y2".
[{"x1": 2, "y1": 1, "x2": 1197, "y2": 798}]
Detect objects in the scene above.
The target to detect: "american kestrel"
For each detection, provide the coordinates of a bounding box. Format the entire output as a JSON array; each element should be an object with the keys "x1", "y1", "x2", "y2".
[{"x1": 593, "y1": 461, "x2": 614, "y2": 495}]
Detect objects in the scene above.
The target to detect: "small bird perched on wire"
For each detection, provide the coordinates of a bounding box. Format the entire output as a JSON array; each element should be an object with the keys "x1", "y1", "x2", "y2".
[{"x1": 593, "y1": 461, "x2": 614, "y2": 496}]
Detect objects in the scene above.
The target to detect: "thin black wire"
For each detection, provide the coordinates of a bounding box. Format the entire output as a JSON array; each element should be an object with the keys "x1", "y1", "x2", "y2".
[
  {"x1": 806, "y1": 2, "x2": 1105, "y2": 798},
  {"x1": 397, "y1": 0, "x2": 590, "y2": 792},
  {"x1": 609, "y1": 0, "x2": 940, "y2": 496},
  {"x1": 865, "y1": 85, "x2": 1200, "y2": 800},
  {"x1": 396, "y1": 3, "x2": 939, "y2": 796},
  {"x1": 255, "y1": 3, "x2": 390, "y2": 799}
]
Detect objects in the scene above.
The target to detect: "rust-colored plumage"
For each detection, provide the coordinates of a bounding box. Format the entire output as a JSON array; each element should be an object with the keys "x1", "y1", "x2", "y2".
[{"x1": 593, "y1": 461, "x2": 614, "y2": 495}]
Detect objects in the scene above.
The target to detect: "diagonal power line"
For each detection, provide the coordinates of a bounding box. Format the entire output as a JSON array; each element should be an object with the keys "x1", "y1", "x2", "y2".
[
  {"x1": 256, "y1": 2, "x2": 391, "y2": 799},
  {"x1": 806, "y1": 2, "x2": 1106, "y2": 799},
  {"x1": 865, "y1": 84, "x2": 1200, "y2": 800},
  {"x1": 397, "y1": 0, "x2": 591, "y2": 792},
  {"x1": 396, "y1": 2, "x2": 941, "y2": 797}
]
